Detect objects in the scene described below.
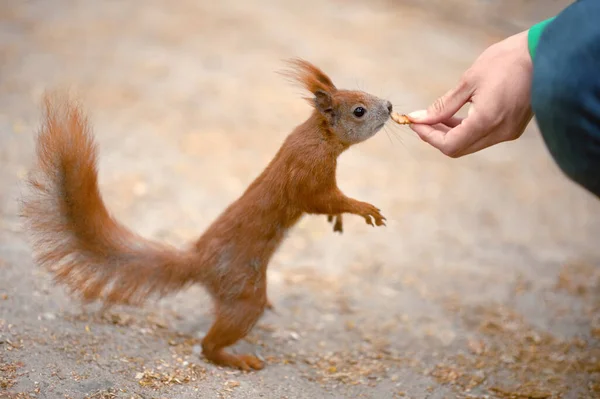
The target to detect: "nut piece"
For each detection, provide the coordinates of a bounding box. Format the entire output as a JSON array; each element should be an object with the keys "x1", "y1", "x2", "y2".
[{"x1": 390, "y1": 112, "x2": 411, "y2": 125}]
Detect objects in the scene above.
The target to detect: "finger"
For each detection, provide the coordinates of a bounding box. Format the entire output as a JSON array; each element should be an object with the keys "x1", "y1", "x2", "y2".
[
  {"x1": 454, "y1": 116, "x2": 524, "y2": 157},
  {"x1": 441, "y1": 98, "x2": 512, "y2": 157},
  {"x1": 429, "y1": 123, "x2": 452, "y2": 133},
  {"x1": 441, "y1": 117, "x2": 490, "y2": 157},
  {"x1": 409, "y1": 118, "x2": 461, "y2": 137},
  {"x1": 454, "y1": 130, "x2": 504, "y2": 157},
  {"x1": 410, "y1": 122, "x2": 463, "y2": 144},
  {"x1": 412, "y1": 116, "x2": 488, "y2": 157},
  {"x1": 444, "y1": 116, "x2": 464, "y2": 128},
  {"x1": 410, "y1": 123, "x2": 449, "y2": 147},
  {"x1": 407, "y1": 78, "x2": 473, "y2": 125}
]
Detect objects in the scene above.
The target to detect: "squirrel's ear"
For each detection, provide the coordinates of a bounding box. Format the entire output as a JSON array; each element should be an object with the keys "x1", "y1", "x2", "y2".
[{"x1": 314, "y1": 90, "x2": 333, "y2": 116}]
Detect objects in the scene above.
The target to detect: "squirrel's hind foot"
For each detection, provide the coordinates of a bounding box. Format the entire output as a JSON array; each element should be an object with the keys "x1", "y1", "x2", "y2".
[{"x1": 203, "y1": 349, "x2": 264, "y2": 371}]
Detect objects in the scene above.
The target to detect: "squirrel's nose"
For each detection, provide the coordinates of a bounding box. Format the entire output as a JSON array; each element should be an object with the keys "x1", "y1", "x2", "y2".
[{"x1": 386, "y1": 101, "x2": 393, "y2": 114}]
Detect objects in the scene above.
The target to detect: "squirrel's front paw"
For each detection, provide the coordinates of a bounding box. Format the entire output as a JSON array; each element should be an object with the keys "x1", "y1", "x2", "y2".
[
  {"x1": 359, "y1": 203, "x2": 386, "y2": 227},
  {"x1": 327, "y1": 214, "x2": 343, "y2": 233}
]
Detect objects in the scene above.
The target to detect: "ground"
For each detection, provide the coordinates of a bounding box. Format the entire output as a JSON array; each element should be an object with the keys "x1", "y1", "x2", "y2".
[{"x1": 1, "y1": 0, "x2": 599, "y2": 398}]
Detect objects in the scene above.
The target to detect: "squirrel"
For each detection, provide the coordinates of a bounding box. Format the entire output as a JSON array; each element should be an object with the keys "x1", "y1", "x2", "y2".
[{"x1": 20, "y1": 59, "x2": 391, "y2": 371}]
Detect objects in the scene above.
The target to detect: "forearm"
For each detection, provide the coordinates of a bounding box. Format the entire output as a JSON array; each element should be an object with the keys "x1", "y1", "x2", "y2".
[
  {"x1": 303, "y1": 190, "x2": 360, "y2": 215},
  {"x1": 302, "y1": 190, "x2": 386, "y2": 226}
]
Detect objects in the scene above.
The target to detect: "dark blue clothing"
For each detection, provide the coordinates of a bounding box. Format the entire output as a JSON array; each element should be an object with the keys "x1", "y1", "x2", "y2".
[{"x1": 531, "y1": 0, "x2": 600, "y2": 198}]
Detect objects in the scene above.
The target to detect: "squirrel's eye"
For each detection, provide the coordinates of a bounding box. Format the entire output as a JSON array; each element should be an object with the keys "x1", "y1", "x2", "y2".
[{"x1": 353, "y1": 107, "x2": 366, "y2": 118}]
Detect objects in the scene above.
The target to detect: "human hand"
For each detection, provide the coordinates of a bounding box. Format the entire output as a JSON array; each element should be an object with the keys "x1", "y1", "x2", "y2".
[{"x1": 408, "y1": 30, "x2": 535, "y2": 158}]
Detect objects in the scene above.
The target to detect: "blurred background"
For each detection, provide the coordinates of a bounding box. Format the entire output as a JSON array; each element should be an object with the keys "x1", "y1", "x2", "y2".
[{"x1": 2, "y1": 0, "x2": 599, "y2": 398}]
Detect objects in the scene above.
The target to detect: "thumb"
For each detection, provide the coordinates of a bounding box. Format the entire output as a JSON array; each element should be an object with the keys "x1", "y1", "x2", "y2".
[{"x1": 408, "y1": 78, "x2": 473, "y2": 124}]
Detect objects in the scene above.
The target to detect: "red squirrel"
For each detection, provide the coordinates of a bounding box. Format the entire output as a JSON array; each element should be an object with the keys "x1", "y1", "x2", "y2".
[{"x1": 21, "y1": 59, "x2": 390, "y2": 371}]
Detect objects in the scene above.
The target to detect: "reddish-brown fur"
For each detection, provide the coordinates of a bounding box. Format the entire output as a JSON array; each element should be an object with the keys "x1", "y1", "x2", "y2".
[{"x1": 20, "y1": 59, "x2": 390, "y2": 371}]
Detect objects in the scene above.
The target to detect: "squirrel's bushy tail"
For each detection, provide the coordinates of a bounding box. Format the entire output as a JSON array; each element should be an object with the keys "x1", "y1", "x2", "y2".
[{"x1": 21, "y1": 93, "x2": 198, "y2": 306}]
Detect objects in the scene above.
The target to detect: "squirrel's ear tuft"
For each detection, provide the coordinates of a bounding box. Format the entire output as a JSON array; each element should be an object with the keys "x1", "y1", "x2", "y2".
[{"x1": 279, "y1": 58, "x2": 337, "y2": 96}]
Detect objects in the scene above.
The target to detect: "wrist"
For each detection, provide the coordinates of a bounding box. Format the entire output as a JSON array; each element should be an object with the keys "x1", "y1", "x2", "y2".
[{"x1": 509, "y1": 30, "x2": 534, "y2": 73}]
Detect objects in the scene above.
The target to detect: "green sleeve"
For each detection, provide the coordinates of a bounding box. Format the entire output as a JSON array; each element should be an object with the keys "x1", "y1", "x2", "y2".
[{"x1": 528, "y1": 17, "x2": 556, "y2": 61}]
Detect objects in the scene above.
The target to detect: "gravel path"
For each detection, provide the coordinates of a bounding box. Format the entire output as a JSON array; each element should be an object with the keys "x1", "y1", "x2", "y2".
[{"x1": 1, "y1": 1, "x2": 598, "y2": 398}]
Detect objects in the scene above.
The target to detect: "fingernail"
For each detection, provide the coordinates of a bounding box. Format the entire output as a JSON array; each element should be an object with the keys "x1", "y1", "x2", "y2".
[{"x1": 407, "y1": 109, "x2": 427, "y2": 121}]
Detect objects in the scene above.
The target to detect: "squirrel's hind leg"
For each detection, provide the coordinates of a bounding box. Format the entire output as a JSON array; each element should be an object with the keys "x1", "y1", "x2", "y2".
[{"x1": 201, "y1": 296, "x2": 266, "y2": 371}]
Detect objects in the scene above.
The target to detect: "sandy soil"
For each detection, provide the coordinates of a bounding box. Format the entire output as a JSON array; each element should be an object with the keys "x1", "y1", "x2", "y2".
[{"x1": 1, "y1": 0, "x2": 599, "y2": 398}]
